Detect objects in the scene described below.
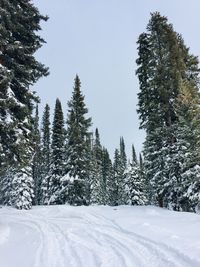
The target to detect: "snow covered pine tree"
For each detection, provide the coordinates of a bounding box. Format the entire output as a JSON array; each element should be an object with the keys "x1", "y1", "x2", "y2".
[{"x1": 0, "y1": 0, "x2": 48, "y2": 209}]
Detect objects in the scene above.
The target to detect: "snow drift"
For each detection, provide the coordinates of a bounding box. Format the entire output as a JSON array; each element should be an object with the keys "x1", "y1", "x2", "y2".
[{"x1": 0, "y1": 205, "x2": 200, "y2": 267}]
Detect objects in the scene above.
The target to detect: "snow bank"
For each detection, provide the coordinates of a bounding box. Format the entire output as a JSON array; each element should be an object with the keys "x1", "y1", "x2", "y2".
[{"x1": 0, "y1": 205, "x2": 200, "y2": 267}]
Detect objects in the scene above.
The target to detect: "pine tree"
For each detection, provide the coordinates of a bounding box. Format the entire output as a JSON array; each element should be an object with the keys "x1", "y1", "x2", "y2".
[
  {"x1": 101, "y1": 148, "x2": 112, "y2": 205},
  {"x1": 119, "y1": 137, "x2": 127, "y2": 204},
  {"x1": 90, "y1": 129, "x2": 103, "y2": 204},
  {"x1": 107, "y1": 149, "x2": 119, "y2": 206},
  {"x1": 136, "y1": 12, "x2": 200, "y2": 210},
  {"x1": 11, "y1": 167, "x2": 35, "y2": 210},
  {"x1": 107, "y1": 139, "x2": 127, "y2": 206},
  {"x1": 0, "y1": 67, "x2": 12, "y2": 176},
  {"x1": 172, "y1": 81, "x2": 200, "y2": 211},
  {"x1": 48, "y1": 99, "x2": 65, "y2": 204},
  {"x1": 40, "y1": 104, "x2": 51, "y2": 204},
  {"x1": 65, "y1": 75, "x2": 92, "y2": 205},
  {"x1": 0, "y1": 0, "x2": 48, "y2": 209},
  {"x1": 124, "y1": 144, "x2": 147, "y2": 206},
  {"x1": 32, "y1": 105, "x2": 42, "y2": 205},
  {"x1": 84, "y1": 133, "x2": 94, "y2": 204},
  {"x1": 132, "y1": 145, "x2": 138, "y2": 164},
  {"x1": 0, "y1": 170, "x2": 12, "y2": 205},
  {"x1": 120, "y1": 137, "x2": 127, "y2": 169},
  {"x1": 125, "y1": 161, "x2": 147, "y2": 206}
]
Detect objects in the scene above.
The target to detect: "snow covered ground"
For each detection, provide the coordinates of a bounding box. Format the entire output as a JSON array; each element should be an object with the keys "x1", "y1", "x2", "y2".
[{"x1": 0, "y1": 205, "x2": 200, "y2": 267}]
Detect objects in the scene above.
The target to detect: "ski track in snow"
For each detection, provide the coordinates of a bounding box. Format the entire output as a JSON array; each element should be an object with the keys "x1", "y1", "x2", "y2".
[{"x1": 0, "y1": 206, "x2": 200, "y2": 267}]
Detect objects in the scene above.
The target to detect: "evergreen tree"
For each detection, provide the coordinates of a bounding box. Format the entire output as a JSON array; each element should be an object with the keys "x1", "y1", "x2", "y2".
[
  {"x1": 32, "y1": 105, "x2": 42, "y2": 205},
  {"x1": 125, "y1": 161, "x2": 147, "y2": 206},
  {"x1": 120, "y1": 137, "x2": 127, "y2": 169},
  {"x1": 48, "y1": 99, "x2": 65, "y2": 204},
  {"x1": 119, "y1": 137, "x2": 127, "y2": 204},
  {"x1": 138, "y1": 152, "x2": 150, "y2": 204},
  {"x1": 132, "y1": 144, "x2": 138, "y2": 164},
  {"x1": 101, "y1": 147, "x2": 112, "y2": 205},
  {"x1": 84, "y1": 133, "x2": 94, "y2": 204},
  {"x1": 90, "y1": 128, "x2": 104, "y2": 204},
  {"x1": 11, "y1": 167, "x2": 35, "y2": 210},
  {"x1": 139, "y1": 153, "x2": 143, "y2": 169},
  {"x1": 125, "y1": 145, "x2": 147, "y2": 206},
  {"x1": 108, "y1": 147, "x2": 125, "y2": 205},
  {"x1": 65, "y1": 75, "x2": 92, "y2": 205},
  {"x1": 107, "y1": 139, "x2": 127, "y2": 206},
  {"x1": 107, "y1": 148, "x2": 120, "y2": 206},
  {"x1": 172, "y1": 81, "x2": 200, "y2": 211},
  {"x1": 0, "y1": 0, "x2": 48, "y2": 209},
  {"x1": 40, "y1": 104, "x2": 51, "y2": 204},
  {"x1": 136, "y1": 12, "x2": 200, "y2": 210},
  {"x1": 0, "y1": 169, "x2": 12, "y2": 205}
]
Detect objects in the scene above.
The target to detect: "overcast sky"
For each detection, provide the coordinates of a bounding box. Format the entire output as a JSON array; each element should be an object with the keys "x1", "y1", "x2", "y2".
[{"x1": 32, "y1": 0, "x2": 200, "y2": 159}]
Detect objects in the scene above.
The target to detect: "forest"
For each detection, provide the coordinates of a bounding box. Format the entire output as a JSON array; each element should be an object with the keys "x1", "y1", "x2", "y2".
[{"x1": 0, "y1": 1, "x2": 200, "y2": 213}]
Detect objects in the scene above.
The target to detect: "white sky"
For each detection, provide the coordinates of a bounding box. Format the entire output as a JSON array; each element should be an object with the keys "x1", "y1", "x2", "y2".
[{"x1": 32, "y1": 0, "x2": 200, "y2": 159}]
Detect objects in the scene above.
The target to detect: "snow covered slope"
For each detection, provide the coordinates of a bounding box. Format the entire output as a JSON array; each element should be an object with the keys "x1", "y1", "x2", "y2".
[{"x1": 0, "y1": 205, "x2": 200, "y2": 267}]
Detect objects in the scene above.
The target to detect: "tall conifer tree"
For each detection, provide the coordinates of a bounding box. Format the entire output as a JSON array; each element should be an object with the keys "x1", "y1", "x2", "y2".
[
  {"x1": 65, "y1": 75, "x2": 92, "y2": 205},
  {"x1": 125, "y1": 162, "x2": 147, "y2": 206},
  {"x1": 132, "y1": 145, "x2": 137, "y2": 164},
  {"x1": 119, "y1": 137, "x2": 127, "y2": 204},
  {"x1": 108, "y1": 148, "x2": 120, "y2": 206},
  {"x1": 120, "y1": 137, "x2": 127, "y2": 169},
  {"x1": 32, "y1": 105, "x2": 42, "y2": 205},
  {"x1": 41, "y1": 104, "x2": 51, "y2": 204},
  {"x1": 101, "y1": 147, "x2": 112, "y2": 205},
  {"x1": 48, "y1": 99, "x2": 65, "y2": 204},
  {"x1": 136, "y1": 12, "x2": 200, "y2": 210},
  {"x1": 90, "y1": 129, "x2": 103, "y2": 204},
  {"x1": 0, "y1": 0, "x2": 48, "y2": 208}
]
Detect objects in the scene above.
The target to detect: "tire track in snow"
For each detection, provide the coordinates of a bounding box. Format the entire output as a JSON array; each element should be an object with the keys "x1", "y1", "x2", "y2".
[
  {"x1": 49, "y1": 210, "x2": 135, "y2": 266},
  {"x1": 1, "y1": 213, "x2": 69, "y2": 267},
  {"x1": 25, "y1": 214, "x2": 83, "y2": 267},
  {"x1": 77, "y1": 222, "x2": 172, "y2": 267},
  {"x1": 33, "y1": 219, "x2": 66, "y2": 267},
  {"x1": 110, "y1": 217, "x2": 200, "y2": 267},
  {"x1": 0, "y1": 212, "x2": 47, "y2": 267},
  {"x1": 67, "y1": 230, "x2": 132, "y2": 267},
  {"x1": 27, "y1": 213, "x2": 100, "y2": 267},
  {"x1": 83, "y1": 211, "x2": 200, "y2": 267},
  {"x1": 2, "y1": 207, "x2": 200, "y2": 267},
  {"x1": 49, "y1": 222, "x2": 83, "y2": 267},
  {"x1": 50, "y1": 217, "x2": 106, "y2": 267},
  {"x1": 66, "y1": 213, "x2": 151, "y2": 266}
]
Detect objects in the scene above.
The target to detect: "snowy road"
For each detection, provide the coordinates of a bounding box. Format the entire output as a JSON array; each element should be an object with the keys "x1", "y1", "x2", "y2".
[{"x1": 0, "y1": 205, "x2": 200, "y2": 267}]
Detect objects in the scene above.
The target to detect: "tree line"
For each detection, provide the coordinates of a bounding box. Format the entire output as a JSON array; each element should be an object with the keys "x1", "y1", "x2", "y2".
[
  {"x1": 28, "y1": 75, "x2": 146, "y2": 209},
  {"x1": 0, "y1": 1, "x2": 200, "y2": 212},
  {"x1": 0, "y1": 0, "x2": 145, "y2": 209}
]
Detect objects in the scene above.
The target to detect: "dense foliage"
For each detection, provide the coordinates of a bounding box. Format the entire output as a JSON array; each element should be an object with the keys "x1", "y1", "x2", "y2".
[
  {"x1": 136, "y1": 12, "x2": 200, "y2": 212},
  {"x1": 0, "y1": 0, "x2": 48, "y2": 209},
  {"x1": 0, "y1": 4, "x2": 199, "y2": 212}
]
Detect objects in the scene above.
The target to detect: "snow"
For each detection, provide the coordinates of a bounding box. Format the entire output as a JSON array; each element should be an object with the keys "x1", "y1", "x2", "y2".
[
  {"x1": 0, "y1": 223, "x2": 10, "y2": 245},
  {"x1": 0, "y1": 205, "x2": 200, "y2": 267}
]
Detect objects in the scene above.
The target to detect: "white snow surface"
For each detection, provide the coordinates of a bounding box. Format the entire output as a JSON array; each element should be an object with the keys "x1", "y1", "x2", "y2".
[{"x1": 0, "y1": 205, "x2": 200, "y2": 267}]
